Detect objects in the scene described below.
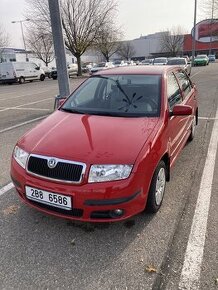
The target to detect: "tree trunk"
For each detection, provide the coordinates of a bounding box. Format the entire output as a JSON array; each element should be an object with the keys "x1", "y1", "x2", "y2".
[{"x1": 76, "y1": 55, "x2": 82, "y2": 76}]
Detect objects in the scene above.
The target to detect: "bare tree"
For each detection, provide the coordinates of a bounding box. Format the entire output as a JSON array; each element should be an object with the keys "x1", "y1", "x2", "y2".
[
  {"x1": 117, "y1": 41, "x2": 136, "y2": 60},
  {"x1": 25, "y1": 0, "x2": 51, "y2": 32},
  {"x1": 160, "y1": 27, "x2": 184, "y2": 57},
  {"x1": 25, "y1": 0, "x2": 118, "y2": 75},
  {"x1": 26, "y1": 28, "x2": 54, "y2": 66},
  {"x1": 0, "y1": 24, "x2": 10, "y2": 62},
  {"x1": 200, "y1": 0, "x2": 218, "y2": 19},
  {"x1": 61, "y1": 0, "x2": 118, "y2": 75},
  {"x1": 0, "y1": 26, "x2": 9, "y2": 47},
  {"x1": 94, "y1": 24, "x2": 122, "y2": 61}
]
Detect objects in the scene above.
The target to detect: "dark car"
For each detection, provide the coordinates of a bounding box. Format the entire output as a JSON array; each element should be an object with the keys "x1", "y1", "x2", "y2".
[{"x1": 50, "y1": 64, "x2": 78, "y2": 80}]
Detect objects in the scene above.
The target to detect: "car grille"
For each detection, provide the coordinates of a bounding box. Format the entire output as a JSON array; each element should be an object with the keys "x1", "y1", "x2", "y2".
[{"x1": 27, "y1": 155, "x2": 86, "y2": 183}]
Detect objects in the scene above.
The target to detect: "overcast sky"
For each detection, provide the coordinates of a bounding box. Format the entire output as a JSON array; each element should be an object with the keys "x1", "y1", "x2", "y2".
[{"x1": 0, "y1": 0, "x2": 205, "y2": 49}]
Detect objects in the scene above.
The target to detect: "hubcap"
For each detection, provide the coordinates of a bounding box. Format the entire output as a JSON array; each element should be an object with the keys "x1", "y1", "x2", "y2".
[{"x1": 155, "y1": 168, "x2": 166, "y2": 206}]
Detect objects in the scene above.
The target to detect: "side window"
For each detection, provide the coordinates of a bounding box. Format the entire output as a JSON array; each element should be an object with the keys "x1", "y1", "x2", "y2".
[
  {"x1": 175, "y1": 71, "x2": 192, "y2": 98},
  {"x1": 70, "y1": 77, "x2": 100, "y2": 107},
  {"x1": 167, "y1": 73, "x2": 182, "y2": 110}
]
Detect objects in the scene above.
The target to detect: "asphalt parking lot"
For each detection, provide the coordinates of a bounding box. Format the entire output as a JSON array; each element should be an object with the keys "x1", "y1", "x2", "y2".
[{"x1": 0, "y1": 65, "x2": 218, "y2": 290}]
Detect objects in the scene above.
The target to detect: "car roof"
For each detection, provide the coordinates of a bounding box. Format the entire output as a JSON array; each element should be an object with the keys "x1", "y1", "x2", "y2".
[
  {"x1": 168, "y1": 57, "x2": 185, "y2": 60},
  {"x1": 94, "y1": 65, "x2": 171, "y2": 75}
]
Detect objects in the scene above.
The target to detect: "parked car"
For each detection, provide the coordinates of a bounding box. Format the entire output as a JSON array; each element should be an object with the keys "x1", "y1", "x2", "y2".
[
  {"x1": 11, "y1": 65, "x2": 198, "y2": 222},
  {"x1": 81, "y1": 65, "x2": 89, "y2": 73},
  {"x1": 0, "y1": 62, "x2": 45, "y2": 84},
  {"x1": 153, "y1": 57, "x2": 168, "y2": 65},
  {"x1": 126, "y1": 60, "x2": 135, "y2": 66},
  {"x1": 113, "y1": 60, "x2": 127, "y2": 67},
  {"x1": 138, "y1": 59, "x2": 150, "y2": 65},
  {"x1": 41, "y1": 66, "x2": 51, "y2": 78},
  {"x1": 90, "y1": 62, "x2": 114, "y2": 74},
  {"x1": 208, "y1": 54, "x2": 216, "y2": 62},
  {"x1": 50, "y1": 63, "x2": 78, "y2": 80},
  {"x1": 193, "y1": 55, "x2": 209, "y2": 66},
  {"x1": 167, "y1": 57, "x2": 191, "y2": 76}
]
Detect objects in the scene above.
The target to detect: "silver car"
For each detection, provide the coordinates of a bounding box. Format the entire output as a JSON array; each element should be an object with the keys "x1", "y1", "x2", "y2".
[{"x1": 167, "y1": 57, "x2": 191, "y2": 76}]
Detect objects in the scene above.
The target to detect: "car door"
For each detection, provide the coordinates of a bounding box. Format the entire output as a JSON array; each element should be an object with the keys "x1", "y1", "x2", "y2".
[
  {"x1": 31, "y1": 63, "x2": 40, "y2": 79},
  {"x1": 167, "y1": 71, "x2": 186, "y2": 165},
  {"x1": 174, "y1": 70, "x2": 197, "y2": 133}
]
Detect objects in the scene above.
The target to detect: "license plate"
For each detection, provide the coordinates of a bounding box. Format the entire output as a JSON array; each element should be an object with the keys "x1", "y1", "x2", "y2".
[{"x1": 25, "y1": 186, "x2": 72, "y2": 210}]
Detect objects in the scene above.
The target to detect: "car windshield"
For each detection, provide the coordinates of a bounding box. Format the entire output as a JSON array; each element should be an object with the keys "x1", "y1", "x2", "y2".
[
  {"x1": 154, "y1": 58, "x2": 167, "y2": 63},
  {"x1": 167, "y1": 59, "x2": 186, "y2": 65},
  {"x1": 196, "y1": 55, "x2": 207, "y2": 59},
  {"x1": 61, "y1": 74, "x2": 161, "y2": 117}
]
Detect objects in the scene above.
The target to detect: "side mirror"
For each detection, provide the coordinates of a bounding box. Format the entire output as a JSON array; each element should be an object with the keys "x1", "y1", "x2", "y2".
[
  {"x1": 54, "y1": 96, "x2": 67, "y2": 110},
  {"x1": 35, "y1": 66, "x2": 40, "y2": 70},
  {"x1": 171, "y1": 104, "x2": 192, "y2": 116}
]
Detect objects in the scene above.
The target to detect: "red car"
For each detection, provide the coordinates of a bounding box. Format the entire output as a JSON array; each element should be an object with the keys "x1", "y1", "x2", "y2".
[{"x1": 11, "y1": 66, "x2": 198, "y2": 222}]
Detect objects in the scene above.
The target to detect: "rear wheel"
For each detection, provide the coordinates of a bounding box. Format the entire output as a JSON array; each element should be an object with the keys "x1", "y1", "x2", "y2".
[
  {"x1": 19, "y1": 77, "x2": 25, "y2": 84},
  {"x1": 146, "y1": 161, "x2": 166, "y2": 213},
  {"x1": 40, "y1": 74, "x2": 45, "y2": 81}
]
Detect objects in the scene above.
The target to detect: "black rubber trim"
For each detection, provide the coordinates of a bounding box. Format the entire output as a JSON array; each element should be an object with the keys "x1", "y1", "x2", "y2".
[
  {"x1": 11, "y1": 175, "x2": 22, "y2": 188},
  {"x1": 84, "y1": 190, "x2": 141, "y2": 206}
]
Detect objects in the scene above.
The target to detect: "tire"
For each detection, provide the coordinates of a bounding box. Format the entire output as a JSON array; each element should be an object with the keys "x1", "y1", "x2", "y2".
[
  {"x1": 52, "y1": 76, "x2": 57, "y2": 80},
  {"x1": 19, "y1": 77, "x2": 25, "y2": 84},
  {"x1": 188, "y1": 114, "x2": 196, "y2": 142},
  {"x1": 146, "y1": 160, "x2": 166, "y2": 213},
  {"x1": 40, "y1": 74, "x2": 45, "y2": 81}
]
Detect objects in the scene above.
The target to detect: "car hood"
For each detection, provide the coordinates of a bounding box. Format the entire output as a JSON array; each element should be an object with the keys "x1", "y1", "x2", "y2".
[{"x1": 19, "y1": 111, "x2": 159, "y2": 164}]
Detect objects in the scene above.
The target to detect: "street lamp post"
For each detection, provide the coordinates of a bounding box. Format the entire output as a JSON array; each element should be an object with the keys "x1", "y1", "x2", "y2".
[
  {"x1": 192, "y1": 0, "x2": 197, "y2": 67},
  {"x1": 209, "y1": 0, "x2": 215, "y2": 55},
  {"x1": 11, "y1": 19, "x2": 30, "y2": 61}
]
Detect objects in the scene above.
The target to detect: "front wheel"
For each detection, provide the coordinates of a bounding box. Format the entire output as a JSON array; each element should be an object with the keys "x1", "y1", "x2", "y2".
[
  {"x1": 40, "y1": 74, "x2": 45, "y2": 81},
  {"x1": 19, "y1": 77, "x2": 25, "y2": 84},
  {"x1": 146, "y1": 161, "x2": 166, "y2": 213}
]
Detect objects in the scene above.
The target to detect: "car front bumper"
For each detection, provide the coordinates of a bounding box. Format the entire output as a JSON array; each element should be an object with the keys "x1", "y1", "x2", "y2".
[
  {"x1": 194, "y1": 60, "x2": 207, "y2": 66},
  {"x1": 11, "y1": 159, "x2": 148, "y2": 222}
]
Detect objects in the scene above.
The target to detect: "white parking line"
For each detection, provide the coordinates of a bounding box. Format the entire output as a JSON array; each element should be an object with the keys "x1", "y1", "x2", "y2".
[
  {"x1": 0, "y1": 182, "x2": 14, "y2": 196},
  {"x1": 179, "y1": 106, "x2": 218, "y2": 289},
  {"x1": 199, "y1": 116, "x2": 218, "y2": 120},
  {"x1": 190, "y1": 71, "x2": 202, "y2": 78},
  {"x1": 0, "y1": 89, "x2": 52, "y2": 101},
  {"x1": 0, "y1": 97, "x2": 53, "y2": 112},
  {"x1": 0, "y1": 107, "x2": 51, "y2": 111},
  {"x1": 0, "y1": 115, "x2": 48, "y2": 134}
]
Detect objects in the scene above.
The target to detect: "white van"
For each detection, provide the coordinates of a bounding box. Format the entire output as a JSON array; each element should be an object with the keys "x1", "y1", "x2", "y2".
[{"x1": 0, "y1": 62, "x2": 45, "y2": 84}]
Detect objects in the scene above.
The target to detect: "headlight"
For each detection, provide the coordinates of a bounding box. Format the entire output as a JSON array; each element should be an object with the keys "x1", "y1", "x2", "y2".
[
  {"x1": 13, "y1": 146, "x2": 29, "y2": 169},
  {"x1": 88, "y1": 164, "x2": 133, "y2": 183}
]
